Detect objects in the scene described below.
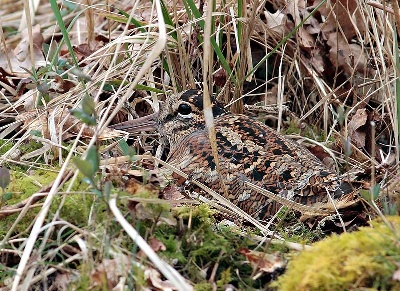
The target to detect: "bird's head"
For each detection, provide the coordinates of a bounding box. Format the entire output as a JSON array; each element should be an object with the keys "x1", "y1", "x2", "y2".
[{"x1": 157, "y1": 90, "x2": 227, "y2": 146}]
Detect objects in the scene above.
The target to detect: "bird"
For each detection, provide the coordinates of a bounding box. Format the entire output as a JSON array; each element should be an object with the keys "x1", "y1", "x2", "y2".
[{"x1": 112, "y1": 90, "x2": 355, "y2": 221}]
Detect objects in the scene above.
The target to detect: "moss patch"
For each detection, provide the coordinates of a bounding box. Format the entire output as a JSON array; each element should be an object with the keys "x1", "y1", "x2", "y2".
[
  {"x1": 0, "y1": 169, "x2": 100, "y2": 236},
  {"x1": 273, "y1": 216, "x2": 400, "y2": 290}
]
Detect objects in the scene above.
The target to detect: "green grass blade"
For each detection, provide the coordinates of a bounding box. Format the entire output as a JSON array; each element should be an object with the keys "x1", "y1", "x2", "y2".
[
  {"x1": 158, "y1": 0, "x2": 178, "y2": 40},
  {"x1": 49, "y1": 0, "x2": 78, "y2": 66},
  {"x1": 114, "y1": 8, "x2": 147, "y2": 33},
  {"x1": 183, "y1": 0, "x2": 235, "y2": 84}
]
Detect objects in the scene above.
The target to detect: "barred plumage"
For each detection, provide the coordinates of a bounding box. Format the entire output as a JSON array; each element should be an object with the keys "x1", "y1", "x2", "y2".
[{"x1": 112, "y1": 90, "x2": 355, "y2": 220}]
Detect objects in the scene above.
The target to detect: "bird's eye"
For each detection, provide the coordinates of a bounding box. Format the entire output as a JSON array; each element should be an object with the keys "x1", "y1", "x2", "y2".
[{"x1": 177, "y1": 103, "x2": 192, "y2": 115}]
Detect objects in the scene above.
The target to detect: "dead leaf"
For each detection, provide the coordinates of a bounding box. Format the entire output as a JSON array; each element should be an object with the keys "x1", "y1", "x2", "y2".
[
  {"x1": 327, "y1": 33, "x2": 368, "y2": 75},
  {"x1": 145, "y1": 268, "x2": 188, "y2": 291},
  {"x1": 14, "y1": 24, "x2": 44, "y2": 62},
  {"x1": 0, "y1": 25, "x2": 45, "y2": 75},
  {"x1": 128, "y1": 192, "x2": 177, "y2": 226},
  {"x1": 50, "y1": 272, "x2": 76, "y2": 291},
  {"x1": 320, "y1": 0, "x2": 366, "y2": 40},
  {"x1": 311, "y1": 49, "x2": 325, "y2": 73},
  {"x1": 303, "y1": 9, "x2": 321, "y2": 35},
  {"x1": 393, "y1": 265, "x2": 400, "y2": 281},
  {"x1": 239, "y1": 248, "x2": 285, "y2": 273},
  {"x1": 297, "y1": 27, "x2": 314, "y2": 48},
  {"x1": 148, "y1": 237, "x2": 166, "y2": 252},
  {"x1": 163, "y1": 185, "x2": 185, "y2": 201},
  {"x1": 132, "y1": 202, "x2": 177, "y2": 226},
  {"x1": 138, "y1": 237, "x2": 166, "y2": 258},
  {"x1": 348, "y1": 109, "x2": 368, "y2": 148},
  {"x1": 51, "y1": 75, "x2": 77, "y2": 93},
  {"x1": 262, "y1": 10, "x2": 286, "y2": 35},
  {"x1": 307, "y1": 145, "x2": 331, "y2": 161},
  {"x1": 73, "y1": 43, "x2": 95, "y2": 60},
  {"x1": 91, "y1": 255, "x2": 132, "y2": 289},
  {"x1": 125, "y1": 177, "x2": 157, "y2": 196},
  {"x1": 0, "y1": 47, "x2": 45, "y2": 75},
  {"x1": 214, "y1": 66, "x2": 227, "y2": 87}
]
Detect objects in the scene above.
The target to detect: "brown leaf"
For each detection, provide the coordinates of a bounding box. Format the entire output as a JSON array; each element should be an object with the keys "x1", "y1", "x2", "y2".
[
  {"x1": 348, "y1": 109, "x2": 368, "y2": 148},
  {"x1": 91, "y1": 255, "x2": 132, "y2": 289},
  {"x1": 327, "y1": 33, "x2": 368, "y2": 75},
  {"x1": 145, "y1": 268, "x2": 187, "y2": 291},
  {"x1": 52, "y1": 75, "x2": 76, "y2": 93},
  {"x1": 284, "y1": 1, "x2": 315, "y2": 49},
  {"x1": 50, "y1": 273, "x2": 75, "y2": 291},
  {"x1": 132, "y1": 201, "x2": 177, "y2": 226},
  {"x1": 393, "y1": 266, "x2": 400, "y2": 282},
  {"x1": 297, "y1": 27, "x2": 315, "y2": 48},
  {"x1": 300, "y1": 47, "x2": 325, "y2": 74},
  {"x1": 0, "y1": 46, "x2": 45, "y2": 75},
  {"x1": 262, "y1": 10, "x2": 286, "y2": 35},
  {"x1": 14, "y1": 24, "x2": 44, "y2": 62},
  {"x1": 149, "y1": 237, "x2": 166, "y2": 252},
  {"x1": 125, "y1": 177, "x2": 155, "y2": 196},
  {"x1": 320, "y1": 0, "x2": 366, "y2": 40},
  {"x1": 73, "y1": 43, "x2": 95, "y2": 60},
  {"x1": 307, "y1": 145, "x2": 331, "y2": 161},
  {"x1": 303, "y1": 10, "x2": 321, "y2": 35},
  {"x1": 213, "y1": 66, "x2": 227, "y2": 87},
  {"x1": 138, "y1": 237, "x2": 166, "y2": 258},
  {"x1": 239, "y1": 248, "x2": 285, "y2": 273},
  {"x1": 162, "y1": 185, "x2": 185, "y2": 201}
]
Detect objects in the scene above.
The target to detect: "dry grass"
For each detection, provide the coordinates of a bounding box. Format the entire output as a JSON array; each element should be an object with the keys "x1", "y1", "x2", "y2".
[{"x1": 0, "y1": 0, "x2": 399, "y2": 289}]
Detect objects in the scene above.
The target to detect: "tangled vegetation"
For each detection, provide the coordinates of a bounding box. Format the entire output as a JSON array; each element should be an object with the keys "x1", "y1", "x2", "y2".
[{"x1": 0, "y1": 0, "x2": 399, "y2": 289}]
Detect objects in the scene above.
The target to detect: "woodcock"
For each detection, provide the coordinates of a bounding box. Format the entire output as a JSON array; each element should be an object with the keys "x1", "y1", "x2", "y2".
[{"x1": 112, "y1": 90, "x2": 355, "y2": 220}]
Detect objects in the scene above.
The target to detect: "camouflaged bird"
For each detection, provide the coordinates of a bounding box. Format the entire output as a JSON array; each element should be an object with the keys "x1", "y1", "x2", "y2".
[{"x1": 112, "y1": 90, "x2": 355, "y2": 220}]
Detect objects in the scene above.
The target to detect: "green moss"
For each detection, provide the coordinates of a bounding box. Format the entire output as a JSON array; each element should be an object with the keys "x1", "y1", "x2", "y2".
[
  {"x1": 194, "y1": 282, "x2": 213, "y2": 291},
  {"x1": 173, "y1": 203, "x2": 215, "y2": 226},
  {"x1": 71, "y1": 262, "x2": 91, "y2": 290},
  {"x1": 18, "y1": 140, "x2": 43, "y2": 153},
  {"x1": 151, "y1": 204, "x2": 275, "y2": 288},
  {"x1": 0, "y1": 169, "x2": 103, "y2": 237},
  {"x1": 55, "y1": 194, "x2": 107, "y2": 227},
  {"x1": 9, "y1": 169, "x2": 58, "y2": 196},
  {"x1": 273, "y1": 216, "x2": 400, "y2": 290},
  {"x1": 0, "y1": 169, "x2": 59, "y2": 236},
  {"x1": 269, "y1": 208, "x2": 324, "y2": 247},
  {"x1": 217, "y1": 268, "x2": 232, "y2": 288},
  {"x1": 0, "y1": 139, "x2": 14, "y2": 155},
  {"x1": 156, "y1": 233, "x2": 187, "y2": 264},
  {"x1": 282, "y1": 119, "x2": 331, "y2": 143},
  {"x1": 283, "y1": 120, "x2": 302, "y2": 136}
]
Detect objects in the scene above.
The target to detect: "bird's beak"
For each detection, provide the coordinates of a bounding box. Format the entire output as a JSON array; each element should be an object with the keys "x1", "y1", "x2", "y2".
[{"x1": 110, "y1": 112, "x2": 158, "y2": 133}]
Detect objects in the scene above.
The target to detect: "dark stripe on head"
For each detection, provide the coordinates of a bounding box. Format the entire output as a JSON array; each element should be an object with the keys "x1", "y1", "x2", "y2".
[{"x1": 179, "y1": 90, "x2": 227, "y2": 117}]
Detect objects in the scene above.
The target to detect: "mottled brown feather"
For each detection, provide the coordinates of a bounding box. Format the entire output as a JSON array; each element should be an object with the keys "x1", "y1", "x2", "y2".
[
  {"x1": 153, "y1": 90, "x2": 351, "y2": 220},
  {"x1": 111, "y1": 90, "x2": 356, "y2": 219}
]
